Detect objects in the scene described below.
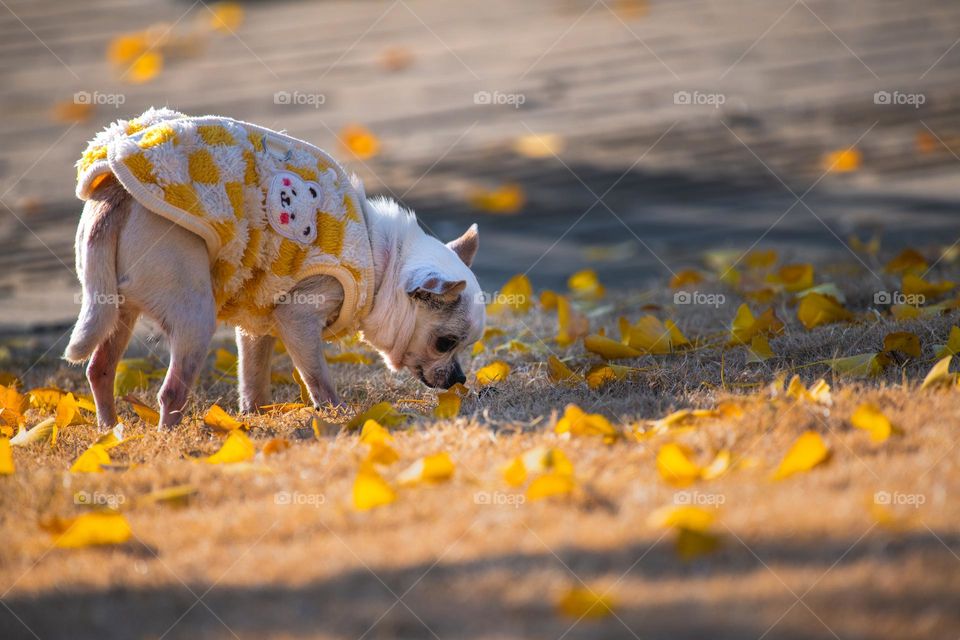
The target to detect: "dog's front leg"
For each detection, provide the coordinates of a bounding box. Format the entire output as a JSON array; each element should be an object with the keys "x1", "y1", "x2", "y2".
[
  {"x1": 236, "y1": 328, "x2": 276, "y2": 413},
  {"x1": 273, "y1": 287, "x2": 342, "y2": 408}
]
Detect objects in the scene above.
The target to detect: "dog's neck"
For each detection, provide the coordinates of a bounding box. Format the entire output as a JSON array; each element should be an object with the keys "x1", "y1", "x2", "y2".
[{"x1": 357, "y1": 197, "x2": 419, "y2": 368}]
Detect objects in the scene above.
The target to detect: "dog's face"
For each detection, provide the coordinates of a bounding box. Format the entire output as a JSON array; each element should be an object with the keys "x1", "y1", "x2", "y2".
[{"x1": 395, "y1": 224, "x2": 485, "y2": 389}]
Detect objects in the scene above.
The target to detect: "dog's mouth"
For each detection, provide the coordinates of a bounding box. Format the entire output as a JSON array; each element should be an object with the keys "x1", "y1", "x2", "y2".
[{"x1": 415, "y1": 365, "x2": 439, "y2": 389}]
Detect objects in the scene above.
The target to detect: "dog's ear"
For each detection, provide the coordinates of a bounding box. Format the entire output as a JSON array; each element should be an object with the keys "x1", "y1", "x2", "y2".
[
  {"x1": 447, "y1": 223, "x2": 479, "y2": 267},
  {"x1": 407, "y1": 270, "x2": 467, "y2": 303}
]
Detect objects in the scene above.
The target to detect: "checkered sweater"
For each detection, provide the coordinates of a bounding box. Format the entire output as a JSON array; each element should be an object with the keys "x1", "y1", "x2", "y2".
[{"x1": 76, "y1": 108, "x2": 374, "y2": 338}]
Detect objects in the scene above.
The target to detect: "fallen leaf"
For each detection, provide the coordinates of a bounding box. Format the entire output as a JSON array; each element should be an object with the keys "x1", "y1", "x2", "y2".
[
  {"x1": 745, "y1": 249, "x2": 778, "y2": 270},
  {"x1": 114, "y1": 359, "x2": 155, "y2": 396},
  {"x1": 127, "y1": 51, "x2": 163, "y2": 84},
  {"x1": 669, "y1": 269, "x2": 703, "y2": 289},
  {"x1": 935, "y1": 326, "x2": 960, "y2": 358},
  {"x1": 397, "y1": 452, "x2": 455, "y2": 486},
  {"x1": 584, "y1": 334, "x2": 641, "y2": 360},
  {"x1": 785, "y1": 376, "x2": 832, "y2": 405},
  {"x1": 822, "y1": 148, "x2": 861, "y2": 173},
  {"x1": 547, "y1": 355, "x2": 582, "y2": 385},
  {"x1": 70, "y1": 444, "x2": 111, "y2": 473},
  {"x1": 208, "y1": 2, "x2": 245, "y2": 33},
  {"x1": 882, "y1": 331, "x2": 921, "y2": 358},
  {"x1": 341, "y1": 124, "x2": 380, "y2": 159},
  {"x1": 647, "y1": 505, "x2": 716, "y2": 531},
  {"x1": 772, "y1": 431, "x2": 829, "y2": 480},
  {"x1": 353, "y1": 463, "x2": 396, "y2": 510},
  {"x1": 675, "y1": 527, "x2": 722, "y2": 560},
  {"x1": 585, "y1": 364, "x2": 629, "y2": 389},
  {"x1": 513, "y1": 133, "x2": 564, "y2": 158},
  {"x1": 557, "y1": 586, "x2": 615, "y2": 619},
  {"x1": 137, "y1": 484, "x2": 197, "y2": 507},
  {"x1": 124, "y1": 394, "x2": 159, "y2": 425},
  {"x1": 326, "y1": 351, "x2": 373, "y2": 365},
  {"x1": 469, "y1": 183, "x2": 524, "y2": 214},
  {"x1": 45, "y1": 512, "x2": 132, "y2": 548},
  {"x1": 656, "y1": 443, "x2": 701, "y2": 487},
  {"x1": 568, "y1": 269, "x2": 605, "y2": 299},
  {"x1": 526, "y1": 472, "x2": 575, "y2": 500},
  {"x1": 556, "y1": 295, "x2": 589, "y2": 347},
  {"x1": 745, "y1": 334, "x2": 774, "y2": 363},
  {"x1": 729, "y1": 304, "x2": 784, "y2": 345},
  {"x1": 885, "y1": 249, "x2": 927, "y2": 274},
  {"x1": 767, "y1": 263, "x2": 814, "y2": 292},
  {"x1": 850, "y1": 403, "x2": 898, "y2": 443},
  {"x1": 903, "y1": 273, "x2": 954, "y2": 299},
  {"x1": 920, "y1": 355, "x2": 956, "y2": 390},
  {"x1": 554, "y1": 404, "x2": 620, "y2": 442},
  {"x1": 203, "y1": 404, "x2": 246, "y2": 431},
  {"x1": 10, "y1": 417, "x2": 56, "y2": 446},
  {"x1": 476, "y1": 361, "x2": 510, "y2": 386},
  {"x1": 797, "y1": 292, "x2": 854, "y2": 330},
  {"x1": 0, "y1": 437, "x2": 13, "y2": 474},
  {"x1": 379, "y1": 46, "x2": 413, "y2": 71},
  {"x1": 346, "y1": 402, "x2": 409, "y2": 430},
  {"x1": 824, "y1": 352, "x2": 890, "y2": 378},
  {"x1": 262, "y1": 438, "x2": 290, "y2": 456},
  {"x1": 434, "y1": 385, "x2": 465, "y2": 419},
  {"x1": 487, "y1": 274, "x2": 533, "y2": 314},
  {"x1": 623, "y1": 315, "x2": 674, "y2": 354},
  {"x1": 205, "y1": 430, "x2": 256, "y2": 464}
]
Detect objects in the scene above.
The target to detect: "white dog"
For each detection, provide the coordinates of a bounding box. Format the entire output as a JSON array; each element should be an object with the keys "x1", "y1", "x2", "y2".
[{"x1": 65, "y1": 110, "x2": 485, "y2": 429}]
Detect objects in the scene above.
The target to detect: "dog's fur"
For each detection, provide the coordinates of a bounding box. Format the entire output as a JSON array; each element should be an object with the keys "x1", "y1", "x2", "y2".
[{"x1": 65, "y1": 175, "x2": 485, "y2": 429}]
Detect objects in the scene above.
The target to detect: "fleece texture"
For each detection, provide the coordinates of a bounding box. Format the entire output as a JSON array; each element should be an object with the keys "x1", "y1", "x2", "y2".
[{"x1": 76, "y1": 108, "x2": 374, "y2": 338}]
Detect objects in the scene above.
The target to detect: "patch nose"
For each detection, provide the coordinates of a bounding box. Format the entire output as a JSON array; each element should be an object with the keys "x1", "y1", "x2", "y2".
[{"x1": 279, "y1": 212, "x2": 290, "y2": 225}]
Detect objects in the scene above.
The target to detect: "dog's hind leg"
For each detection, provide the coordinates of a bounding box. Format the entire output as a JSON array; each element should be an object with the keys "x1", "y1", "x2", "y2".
[
  {"x1": 87, "y1": 304, "x2": 139, "y2": 428},
  {"x1": 237, "y1": 329, "x2": 276, "y2": 413},
  {"x1": 154, "y1": 295, "x2": 215, "y2": 429}
]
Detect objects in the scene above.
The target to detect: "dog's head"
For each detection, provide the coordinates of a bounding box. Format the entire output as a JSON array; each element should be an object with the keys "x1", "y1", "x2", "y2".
[{"x1": 362, "y1": 218, "x2": 484, "y2": 389}]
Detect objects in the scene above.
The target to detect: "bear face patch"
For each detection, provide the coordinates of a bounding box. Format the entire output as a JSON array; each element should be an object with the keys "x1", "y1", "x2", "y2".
[{"x1": 266, "y1": 171, "x2": 320, "y2": 244}]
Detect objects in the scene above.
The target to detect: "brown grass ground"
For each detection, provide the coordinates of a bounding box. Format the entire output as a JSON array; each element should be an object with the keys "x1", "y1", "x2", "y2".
[{"x1": 2, "y1": 254, "x2": 960, "y2": 640}]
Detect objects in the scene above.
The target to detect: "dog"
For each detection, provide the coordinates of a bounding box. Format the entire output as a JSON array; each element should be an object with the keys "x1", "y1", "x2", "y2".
[{"x1": 65, "y1": 111, "x2": 485, "y2": 429}]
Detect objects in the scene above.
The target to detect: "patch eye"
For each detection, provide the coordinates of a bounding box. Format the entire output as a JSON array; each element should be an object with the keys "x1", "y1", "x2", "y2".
[
  {"x1": 309, "y1": 187, "x2": 317, "y2": 198},
  {"x1": 435, "y1": 335, "x2": 458, "y2": 353}
]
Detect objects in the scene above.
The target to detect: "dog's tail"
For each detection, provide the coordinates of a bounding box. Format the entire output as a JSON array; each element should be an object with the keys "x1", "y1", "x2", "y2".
[{"x1": 64, "y1": 177, "x2": 129, "y2": 363}]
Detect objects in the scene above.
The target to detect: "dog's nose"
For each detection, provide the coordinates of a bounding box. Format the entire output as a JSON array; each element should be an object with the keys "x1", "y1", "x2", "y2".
[{"x1": 446, "y1": 361, "x2": 467, "y2": 388}]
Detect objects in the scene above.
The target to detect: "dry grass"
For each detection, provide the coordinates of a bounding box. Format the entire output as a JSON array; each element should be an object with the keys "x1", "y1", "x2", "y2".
[{"x1": 2, "y1": 254, "x2": 960, "y2": 640}]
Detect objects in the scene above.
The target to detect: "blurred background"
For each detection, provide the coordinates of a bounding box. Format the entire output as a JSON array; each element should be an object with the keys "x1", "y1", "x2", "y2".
[{"x1": 1, "y1": 0, "x2": 959, "y2": 328}]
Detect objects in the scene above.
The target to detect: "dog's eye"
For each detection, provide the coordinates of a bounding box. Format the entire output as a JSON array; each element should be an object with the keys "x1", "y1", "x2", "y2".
[{"x1": 435, "y1": 335, "x2": 458, "y2": 353}]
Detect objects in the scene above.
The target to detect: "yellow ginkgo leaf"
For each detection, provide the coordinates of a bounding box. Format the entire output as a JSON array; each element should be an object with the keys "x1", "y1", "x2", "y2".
[
  {"x1": 700, "y1": 450, "x2": 731, "y2": 480},
  {"x1": 885, "y1": 249, "x2": 927, "y2": 274},
  {"x1": 476, "y1": 361, "x2": 510, "y2": 386},
  {"x1": 107, "y1": 33, "x2": 148, "y2": 65},
  {"x1": 584, "y1": 335, "x2": 641, "y2": 360},
  {"x1": 326, "y1": 351, "x2": 374, "y2": 365},
  {"x1": 469, "y1": 183, "x2": 525, "y2": 214},
  {"x1": 744, "y1": 249, "x2": 778, "y2": 269},
  {"x1": 547, "y1": 356, "x2": 582, "y2": 385},
  {"x1": 920, "y1": 355, "x2": 956, "y2": 390},
  {"x1": 10, "y1": 417, "x2": 55, "y2": 447},
  {"x1": 353, "y1": 464, "x2": 397, "y2": 510},
  {"x1": 70, "y1": 443, "x2": 111, "y2": 473},
  {"x1": 513, "y1": 132, "x2": 564, "y2": 158},
  {"x1": 568, "y1": 269, "x2": 605, "y2": 299},
  {"x1": 526, "y1": 472, "x2": 576, "y2": 501},
  {"x1": 471, "y1": 340, "x2": 486, "y2": 356},
  {"x1": 850, "y1": 403, "x2": 897, "y2": 443},
  {"x1": 55, "y1": 392, "x2": 84, "y2": 430},
  {"x1": 503, "y1": 456, "x2": 527, "y2": 487},
  {"x1": 745, "y1": 334, "x2": 774, "y2": 363},
  {"x1": 902, "y1": 273, "x2": 955, "y2": 299},
  {"x1": 540, "y1": 289, "x2": 559, "y2": 310},
  {"x1": 821, "y1": 148, "x2": 861, "y2": 172},
  {"x1": 657, "y1": 443, "x2": 701, "y2": 487},
  {"x1": 623, "y1": 315, "x2": 673, "y2": 354},
  {"x1": 824, "y1": 352, "x2": 890, "y2": 378},
  {"x1": 434, "y1": 390, "x2": 462, "y2": 419},
  {"x1": 124, "y1": 395, "x2": 159, "y2": 425},
  {"x1": 772, "y1": 431, "x2": 829, "y2": 480},
  {"x1": 0, "y1": 437, "x2": 13, "y2": 474},
  {"x1": 785, "y1": 376, "x2": 833, "y2": 405},
  {"x1": 45, "y1": 512, "x2": 132, "y2": 548},
  {"x1": 487, "y1": 274, "x2": 533, "y2": 315},
  {"x1": 556, "y1": 295, "x2": 589, "y2": 347},
  {"x1": 341, "y1": 124, "x2": 380, "y2": 160},
  {"x1": 669, "y1": 269, "x2": 703, "y2": 288},
  {"x1": 664, "y1": 319, "x2": 691, "y2": 349},
  {"x1": 766, "y1": 263, "x2": 814, "y2": 292},
  {"x1": 647, "y1": 504, "x2": 716, "y2": 532},
  {"x1": 585, "y1": 364, "x2": 626, "y2": 390},
  {"x1": 205, "y1": 430, "x2": 256, "y2": 464},
  {"x1": 505, "y1": 447, "x2": 573, "y2": 488},
  {"x1": 208, "y1": 1, "x2": 245, "y2": 32},
  {"x1": 203, "y1": 404, "x2": 246, "y2": 432},
  {"x1": 935, "y1": 326, "x2": 960, "y2": 358},
  {"x1": 882, "y1": 331, "x2": 921, "y2": 358},
  {"x1": 262, "y1": 438, "x2": 290, "y2": 456},
  {"x1": 137, "y1": 484, "x2": 197, "y2": 508},
  {"x1": 127, "y1": 51, "x2": 163, "y2": 84},
  {"x1": 557, "y1": 586, "x2": 615, "y2": 619},
  {"x1": 729, "y1": 304, "x2": 784, "y2": 345},
  {"x1": 346, "y1": 402, "x2": 408, "y2": 431},
  {"x1": 397, "y1": 452, "x2": 456, "y2": 486},
  {"x1": 797, "y1": 293, "x2": 854, "y2": 330},
  {"x1": 359, "y1": 419, "x2": 394, "y2": 445},
  {"x1": 114, "y1": 359, "x2": 154, "y2": 396},
  {"x1": 554, "y1": 404, "x2": 620, "y2": 442}
]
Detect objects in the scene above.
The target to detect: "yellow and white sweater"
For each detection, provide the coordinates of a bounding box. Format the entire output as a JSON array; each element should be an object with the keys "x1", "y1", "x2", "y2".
[{"x1": 76, "y1": 108, "x2": 374, "y2": 338}]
